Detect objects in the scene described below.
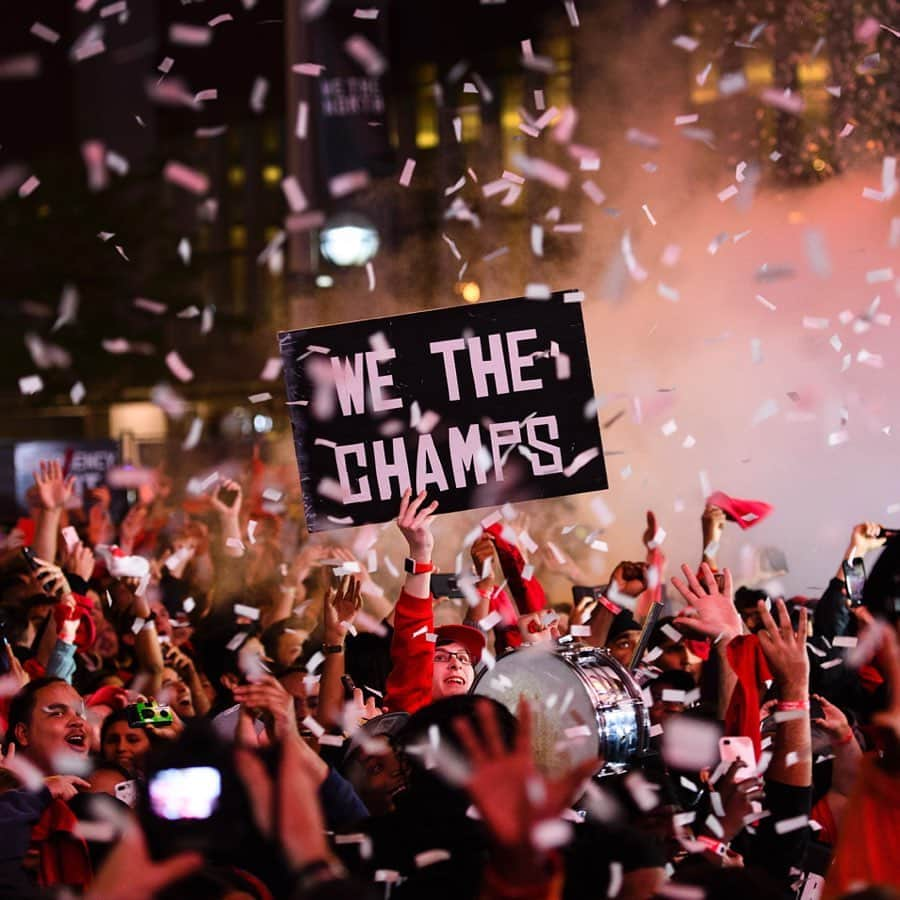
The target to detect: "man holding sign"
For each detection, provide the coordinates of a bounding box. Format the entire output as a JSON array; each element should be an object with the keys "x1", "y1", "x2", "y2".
[{"x1": 278, "y1": 291, "x2": 607, "y2": 531}]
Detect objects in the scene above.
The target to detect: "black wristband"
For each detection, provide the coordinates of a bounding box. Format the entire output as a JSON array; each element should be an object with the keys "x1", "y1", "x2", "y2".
[{"x1": 322, "y1": 644, "x2": 344, "y2": 655}]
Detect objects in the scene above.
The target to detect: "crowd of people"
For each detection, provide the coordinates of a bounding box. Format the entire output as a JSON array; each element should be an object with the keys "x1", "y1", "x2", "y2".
[{"x1": 0, "y1": 457, "x2": 898, "y2": 899}]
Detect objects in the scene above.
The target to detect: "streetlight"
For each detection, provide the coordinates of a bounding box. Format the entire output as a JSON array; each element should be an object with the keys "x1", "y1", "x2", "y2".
[{"x1": 319, "y1": 212, "x2": 380, "y2": 267}]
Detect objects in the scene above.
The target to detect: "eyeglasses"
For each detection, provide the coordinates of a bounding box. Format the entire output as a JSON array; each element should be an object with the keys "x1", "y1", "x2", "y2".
[{"x1": 433, "y1": 650, "x2": 472, "y2": 667}]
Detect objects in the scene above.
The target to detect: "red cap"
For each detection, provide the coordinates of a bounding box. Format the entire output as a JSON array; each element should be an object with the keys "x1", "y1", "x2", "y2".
[
  {"x1": 434, "y1": 624, "x2": 486, "y2": 665},
  {"x1": 706, "y1": 491, "x2": 773, "y2": 530}
]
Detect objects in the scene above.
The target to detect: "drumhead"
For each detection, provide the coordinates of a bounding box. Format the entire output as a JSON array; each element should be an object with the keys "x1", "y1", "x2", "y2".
[{"x1": 473, "y1": 642, "x2": 647, "y2": 777}]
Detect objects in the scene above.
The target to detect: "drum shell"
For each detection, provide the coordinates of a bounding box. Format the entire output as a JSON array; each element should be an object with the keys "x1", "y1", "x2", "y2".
[{"x1": 472, "y1": 641, "x2": 649, "y2": 777}]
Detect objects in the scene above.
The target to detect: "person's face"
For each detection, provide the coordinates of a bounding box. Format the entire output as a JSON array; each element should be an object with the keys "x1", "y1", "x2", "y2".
[
  {"x1": 353, "y1": 746, "x2": 405, "y2": 816},
  {"x1": 432, "y1": 642, "x2": 475, "y2": 699},
  {"x1": 87, "y1": 704, "x2": 113, "y2": 753},
  {"x1": 649, "y1": 688, "x2": 686, "y2": 727},
  {"x1": 161, "y1": 667, "x2": 194, "y2": 717},
  {"x1": 275, "y1": 629, "x2": 308, "y2": 669},
  {"x1": 149, "y1": 601, "x2": 173, "y2": 639},
  {"x1": 102, "y1": 720, "x2": 151, "y2": 774},
  {"x1": 739, "y1": 608, "x2": 763, "y2": 633},
  {"x1": 279, "y1": 670, "x2": 319, "y2": 722},
  {"x1": 94, "y1": 616, "x2": 120, "y2": 659},
  {"x1": 657, "y1": 642, "x2": 691, "y2": 672},
  {"x1": 15, "y1": 682, "x2": 90, "y2": 773},
  {"x1": 607, "y1": 630, "x2": 641, "y2": 667}
]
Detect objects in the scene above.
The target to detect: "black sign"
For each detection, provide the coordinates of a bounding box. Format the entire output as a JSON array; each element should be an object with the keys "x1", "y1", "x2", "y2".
[{"x1": 278, "y1": 292, "x2": 607, "y2": 532}]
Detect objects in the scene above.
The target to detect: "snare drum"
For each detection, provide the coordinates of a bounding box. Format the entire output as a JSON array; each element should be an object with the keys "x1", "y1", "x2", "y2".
[{"x1": 472, "y1": 641, "x2": 649, "y2": 777}]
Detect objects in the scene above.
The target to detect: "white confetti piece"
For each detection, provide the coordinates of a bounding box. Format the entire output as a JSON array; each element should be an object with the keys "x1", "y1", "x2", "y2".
[
  {"x1": 775, "y1": 815, "x2": 809, "y2": 834},
  {"x1": 415, "y1": 849, "x2": 450, "y2": 868},
  {"x1": 329, "y1": 169, "x2": 370, "y2": 198},
  {"x1": 674, "y1": 114, "x2": 699, "y2": 126},
  {"x1": 564, "y1": 447, "x2": 600, "y2": 477},
  {"x1": 19, "y1": 374, "x2": 43, "y2": 395},
  {"x1": 531, "y1": 818, "x2": 573, "y2": 850},
  {"x1": 293, "y1": 62, "x2": 325, "y2": 76},
  {"x1": 672, "y1": 35, "x2": 699, "y2": 52},
  {"x1": 755, "y1": 294, "x2": 776, "y2": 311},
  {"x1": 717, "y1": 184, "x2": 738, "y2": 202},
  {"x1": 248, "y1": 392, "x2": 273, "y2": 403},
  {"x1": 642, "y1": 204, "x2": 657, "y2": 226},
  {"x1": 234, "y1": 603, "x2": 261, "y2": 621},
  {"x1": 661, "y1": 419, "x2": 677, "y2": 437}
]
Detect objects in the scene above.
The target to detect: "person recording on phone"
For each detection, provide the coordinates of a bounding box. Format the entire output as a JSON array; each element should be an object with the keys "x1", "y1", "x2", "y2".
[{"x1": 814, "y1": 521, "x2": 889, "y2": 641}]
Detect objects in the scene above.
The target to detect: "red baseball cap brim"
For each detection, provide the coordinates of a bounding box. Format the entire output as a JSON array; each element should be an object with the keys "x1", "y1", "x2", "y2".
[{"x1": 434, "y1": 624, "x2": 486, "y2": 665}]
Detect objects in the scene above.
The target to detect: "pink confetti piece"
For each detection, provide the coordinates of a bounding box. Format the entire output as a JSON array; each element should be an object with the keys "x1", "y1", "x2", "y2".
[
  {"x1": 344, "y1": 34, "x2": 386, "y2": 76},
  {"x1": 0, "y1": 54, "x2": 41, "y2": 79},
  {"x1": 73, "y1": 38, "x2": 105, "y2": 62},
  {"x1": 30, "y1": 22, "x2": 61, "y2": 44},
  {"x1": 249, "y1": 392, "x2": 273, "y2": 403},
  {"x1": 208, "y1": 13, "x2": 234, "y2": 26},
  {"x1": 366, "y1": 261, "x2": 376, "y2": 292},
  {"x1": 169, "y1": 23, "x2": 212, "y2": 46},
  {"x1": 70, "y1": 381, "x2": 86, "y2": 404},
  {"x1": 292, "y1": 62, "x2": 325, "y2": 76},
  {"x1": 512, "y1": 154, "x2": 570, "y2": 190},
  {"x1": 165, "y1": 351, "x2": 194, "y2": 383},
  {"x1": 564, "y1": 446, "x2": 600, "y2": 477},
  {"x1": 164, "y1": 161, "x2": 209, "y2": 195},
  {"x1": 329, "y1": 169, "x2": 370, "y2": 197},
  {"x1": 755, "y1": 294, "x2": 776, "y2": 311},
  {"x1": 866, "y1": 267, "x2": 894, "y2": 283},
  {"x1": 100, "y1": 1, "x2": 127, "y2": 17},
  {"x1": 281, "y1": 175, "x2": 308, "y2": 212},
  {"x1": 18, "y1": 175, "x2": 40, "y2": 198},
  {"x1": 802, "y1": 316, "x2": 829, "y2": 329},
  {"x1": 674, "y1": 114, "x2": 698, "y2": 126},
  {"x1": 642, "y1": 204, "x2": 657, "y2": 226},
  {"x1": 399, "y1": 158, "x2": 416, "y2": 187},
  {"x1": 250, "y1": 77, "x2": 269, "y2": 113}
]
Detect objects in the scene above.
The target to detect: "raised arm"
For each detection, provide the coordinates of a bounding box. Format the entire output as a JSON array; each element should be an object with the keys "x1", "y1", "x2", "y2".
[
  {"x1": 384, "y1": 490, "x2": 439, "y2": 715},
  {"x1": 32, "y1": 459, "x2": 76, "y2": 563}
]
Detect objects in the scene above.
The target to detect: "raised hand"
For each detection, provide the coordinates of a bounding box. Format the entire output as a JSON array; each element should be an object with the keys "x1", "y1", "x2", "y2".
[
  {"x1": 539, "y1": 543, "x2": 586, "y2": 585},
  {"x1": 517, "y1": 612, "x2": 560, "y2": 645},
  {"x1": 642, "y1": 510, "x2": 660, "y2": 551},
  {"x1": 211, "y1": 479, "x2": 243, "y2": 519},
  {"x1": 62, "y1": 541, "x2": 95, "y2": 582},
  {"x1": 397, "y1": 489, "x2": 438, "y2": 561},
  {"x1": 847, "y1": 521, "x2": 887, "y2": 558},
  {"x1": 471, "y1": 533, "x2": 497, "y2": 584},
  {"x1": 453, "y1": 698, "x2": 599, "y2": 850},
  {"x1": 756, "y1": 598, "x2": 809, "y2": 692},
  {"x1": 118, "y1": 505, "x2": 148, "y2": 555},
  {"x1": 33, "y1": 459, "x2": 76, "y2": 512},
  {"x1": 323, "y1": 575, "x2": 361, "y2": 646},
  {"x1": 710, "y1": 761, "x2": 765, "y2": 842},
  {"x1": 811, "y1": 694, "x2": 853, "y2": 744},
  {"x1": 233, "y1": 673, "x2": 300, "y2": 743},
  {"x1": 670, "y1": 562, "x2": 742, "y2": 641},
  {"x1": 31, "y1": 558, "x2": 72, "y2": 601}
]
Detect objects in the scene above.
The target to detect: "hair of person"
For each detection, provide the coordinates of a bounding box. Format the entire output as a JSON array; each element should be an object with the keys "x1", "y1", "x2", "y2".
[
  {"x1": 261, "y1": 616, "x2": 306, "y2": 660},
  {"x1": 651, "y1": 669, "x2": 697, "y2": 694},
  {"x1": 4, "y1": 676, "x2": 67, "y2": 751},
  {"x1": 99, "y1": 707, "x2": 158, "y2": 749}
]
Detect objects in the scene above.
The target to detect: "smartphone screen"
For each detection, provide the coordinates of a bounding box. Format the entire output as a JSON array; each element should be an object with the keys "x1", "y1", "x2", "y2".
[
  {"x1": 149, "y1": 766, "x2": 221, "y2": 820},
  {"x1": 842, "y1": 558, "x2": 866, "y2": 606},
  {"x1": 430, "y1": 574, "x2": 462, "y2": 599}
]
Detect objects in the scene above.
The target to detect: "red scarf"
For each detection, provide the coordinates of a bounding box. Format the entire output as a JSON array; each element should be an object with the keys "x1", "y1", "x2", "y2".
[
  {"x1": 724, "y1": 634, "x2": 771, "y2": 760},
  {"x1": 30, "y1": 798, "x2": 92, "y2": 890}
]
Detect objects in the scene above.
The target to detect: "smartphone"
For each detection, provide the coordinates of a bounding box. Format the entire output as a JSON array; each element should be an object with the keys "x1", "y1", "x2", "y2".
[
  {"x1": 126, "y1": 701, "x2": 174, "y2": 728},
  {"x1": 842, "y1": 558, "x2": 866, "y2": 607},
  {"x1": 0, "y1": 631, "x2": 11, "y2": 676},
  {"x1": 431, "y1": 574, "x2": 463, "y2": 599},
  {"x1": 148, "y1": 766, "x2": 221, "y2": 821},
  {"x1": 719, "y1": 736, "x2": 757, "y2": 781},
  {"x1": 114, "y1": 778, "x2": 138, "y2": 808},
  {"x1": 21, "y1": 546, "x2": 40, "y2": 572}
]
